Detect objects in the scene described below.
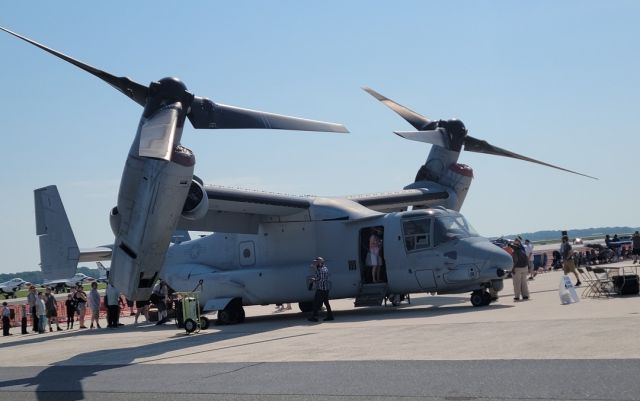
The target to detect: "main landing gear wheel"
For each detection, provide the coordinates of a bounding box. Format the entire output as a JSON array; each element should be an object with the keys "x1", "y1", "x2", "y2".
[
  {"x1": 470, "y1": 290, "x2": 492, "y2": 307},
  {"x1": 298, "y1": 301, "x2": 313, "y2": 313},
  {"x1": 217, "y1": 299, "x2": 245, "y2": 325}
]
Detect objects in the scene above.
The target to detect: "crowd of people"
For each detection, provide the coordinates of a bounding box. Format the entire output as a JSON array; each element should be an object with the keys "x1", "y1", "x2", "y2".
[
  {"x1": 3, "y1": 232, "x2": 638, "y2": 336},
  {"x1": 506, "y1": 231, "x2": 640, "y2": 303},
  {"x1": 1, "y1": 278, "x2": 178, "y2": 337}
]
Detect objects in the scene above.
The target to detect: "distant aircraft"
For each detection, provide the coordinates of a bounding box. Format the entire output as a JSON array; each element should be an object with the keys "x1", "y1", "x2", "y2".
[
  {"x1": 96, "y1": 262, "x2": 109, "y2": 283},
  {"x1": 0, "y1": 278, "x2": 29, "y2": 299},
  {"x1": 43, "y1": 273, "x2": 95, "y2": 293}
]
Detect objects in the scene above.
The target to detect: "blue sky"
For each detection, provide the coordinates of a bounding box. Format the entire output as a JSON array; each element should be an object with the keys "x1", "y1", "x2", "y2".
[{"x1": 1, "y1": 1, "x2": 638, "y2": 274}]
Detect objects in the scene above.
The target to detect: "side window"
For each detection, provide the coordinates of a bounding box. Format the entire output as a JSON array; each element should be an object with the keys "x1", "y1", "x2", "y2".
[{"x1": 402, "y1": 218, "x2": 432, "y2": 252}]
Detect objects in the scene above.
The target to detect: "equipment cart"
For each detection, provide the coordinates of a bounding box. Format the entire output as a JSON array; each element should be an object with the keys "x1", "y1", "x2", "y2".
[{"x1": 175, "y1": 291, "x2": 209, "y2": 334}]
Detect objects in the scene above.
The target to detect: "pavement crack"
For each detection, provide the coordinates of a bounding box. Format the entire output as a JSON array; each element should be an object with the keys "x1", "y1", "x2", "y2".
[{"x1": 202, "y1": 362, "x2": 265, "y2": 379}]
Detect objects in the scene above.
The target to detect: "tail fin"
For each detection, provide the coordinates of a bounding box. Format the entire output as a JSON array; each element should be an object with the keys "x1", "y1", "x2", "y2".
[
  {"x1": 96, "y1": 261, "x2": 109, "y2": 280},
  {"x1": 34, "y1": 185, "x2": 79, "y2": 280}
]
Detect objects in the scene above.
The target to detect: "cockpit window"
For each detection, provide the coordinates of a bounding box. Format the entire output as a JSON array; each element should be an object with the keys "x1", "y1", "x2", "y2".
[
  {"x1": 402, "y1": 218, "x2": 432, "y2": 252},
  {"x1": 434, "y1": 215, "x2": 480, "y2": 246}
]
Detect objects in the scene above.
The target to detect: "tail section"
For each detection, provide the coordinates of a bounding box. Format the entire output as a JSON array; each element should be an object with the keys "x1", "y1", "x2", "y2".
[
  {"x1": 34, "y1": 185, "x2": 79, "y2": 280},
  {"x1": 97, "y1": 261, "x2": 109, "y2": 280}
]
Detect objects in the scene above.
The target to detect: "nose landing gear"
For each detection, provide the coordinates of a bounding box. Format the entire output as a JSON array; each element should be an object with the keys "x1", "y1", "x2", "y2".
[{"x1": 470, "y1": 289, "x2": 492, "y2": 307}]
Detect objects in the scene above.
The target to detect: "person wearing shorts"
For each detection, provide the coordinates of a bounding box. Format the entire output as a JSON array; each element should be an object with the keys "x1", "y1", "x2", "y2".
[
  {"x1": 134, "y1": 299, "x2": 150, "y2": 324},
  {"x1": 44, "y1": 287, "x2": 62, "y2": 331},
  {"x1": 561, "y1": 236, "x2": 581, "y2": 286},
  {"x1": 73, "y1": 284, "x2": 88, "y2": 329}
]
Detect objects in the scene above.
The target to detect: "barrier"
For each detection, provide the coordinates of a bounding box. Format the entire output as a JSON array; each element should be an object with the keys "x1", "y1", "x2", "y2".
[{"x1": 5, "y1": 300, "x2": 134, "y2": 328}]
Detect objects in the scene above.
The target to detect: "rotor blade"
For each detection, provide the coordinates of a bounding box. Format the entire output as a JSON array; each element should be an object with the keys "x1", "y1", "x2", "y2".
[
  {"x1": 394, "y1": 129, "x2": 449, "y2": 148},
  {"x1": 464, "y1": 135, "x2": 597, "y2": 179},
  {"x1": 187, "y1": 97, "x2": 349, "y2": 133},
  {"x1": 362, "y1": 87, "x2": 430, "y2": 130},
  {"x1": 0, "y1": 26, "x2": 148, "y2": 107}
]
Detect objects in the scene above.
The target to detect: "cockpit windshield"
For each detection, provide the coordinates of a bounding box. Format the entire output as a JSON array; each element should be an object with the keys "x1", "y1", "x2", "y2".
[{"x1": 434, "y1": 215, "x2": 480, "y2": 245}]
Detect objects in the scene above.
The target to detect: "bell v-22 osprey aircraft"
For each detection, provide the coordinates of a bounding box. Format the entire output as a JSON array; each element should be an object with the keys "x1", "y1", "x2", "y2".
[{"x1": 7, "y1": 26, "x2": 595, "y2": 324}]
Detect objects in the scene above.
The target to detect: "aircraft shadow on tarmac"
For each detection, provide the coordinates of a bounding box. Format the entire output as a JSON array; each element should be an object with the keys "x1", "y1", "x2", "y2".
[
  {"x1": 247, "y1": 294, "x2": 513, "y2": 328},
  {"x1": 0, "y1": 296, "x2": 512, "y2": 399}
]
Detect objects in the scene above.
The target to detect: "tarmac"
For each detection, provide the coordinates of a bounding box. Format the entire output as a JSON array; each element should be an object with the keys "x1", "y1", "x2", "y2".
[{"x1": 1, "y1": 261, "x2": 640, "y2": 401}]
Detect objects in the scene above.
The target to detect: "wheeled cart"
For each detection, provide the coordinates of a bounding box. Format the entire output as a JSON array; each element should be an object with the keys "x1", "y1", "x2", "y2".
[{"x1": 174, "y1": 292, "x2": 209, "y2": 334}]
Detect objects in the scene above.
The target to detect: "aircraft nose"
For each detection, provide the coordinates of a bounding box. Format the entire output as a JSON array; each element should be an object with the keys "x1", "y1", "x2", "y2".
[
  {"x1": 485, "y1": 246, "x2": 513, "y2": 277},
  {"x1": 467, "y1": 239, "x2": 512, "y2": 278}
]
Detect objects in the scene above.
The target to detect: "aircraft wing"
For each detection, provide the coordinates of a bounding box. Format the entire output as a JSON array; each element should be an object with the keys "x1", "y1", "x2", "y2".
[
  {"x1": 177, "y1": 185, "x2": 450, "y2": 233},
  {"x1": 177, "y1": 186, "x2": 313, "y2": 234},
  {"x1": 43, "y1": 278, "x2": 68, "y2": 285},
  {"x1": 347, "y1": 188, "x2": 451, "y2": 213},
  {"x1": 78, "y1": 247, "x2": 113, "y2": 262}
]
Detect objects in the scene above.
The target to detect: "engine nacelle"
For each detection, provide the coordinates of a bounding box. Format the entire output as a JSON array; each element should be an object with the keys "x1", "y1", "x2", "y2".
[
  {"x1": 109, "y1": 206, "x2": 121, "y2": 237},
  {"x1": 181, "y1": 179, "x2": 208, "y2": 220}
]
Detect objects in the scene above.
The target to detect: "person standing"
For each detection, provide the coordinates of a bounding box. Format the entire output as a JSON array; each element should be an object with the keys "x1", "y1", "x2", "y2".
[
  {"x1": 632, "y1": 231, "x2": 640, "y2": 264},
  {"x1": 152, "y1": 280, "x2": 169, "y2": 325},
  {"x1": 308, "y1": 257, "x2": 334, "y2": 322},
  {"x1": 106, "y1": 283, "x2": 120, "y2": 328},
  {"x1": 65, "y1": 294, "x2": 76, "y2": 329},
  {"x1": 509, "y1": 238, "x2": 530, "y2": 301},
  {"x1": 524, "y1": 239, "x2": 535, "y2": 280},
  {"x1": 88, "y1": 282, "x2": 101, "y2": 329},
  {"x1": 134, "y1": 298, "x2": 150, "y2": 324},
  {"x1": 560, "y1": 236, "x2": 581, "y2": 286},
  {"x1": 27, "y1": 286, "x2": 38, "y2": 333},
  {"x1": 36, "y1": 292, "x2": 47, "y2": 334},
  {"x1": 44, "y1": 287, "x2": 63, "y2": 332},
  {"x1": 367, "y1": 231, "x2": 383, "y2": 283},
  {"x1": 2, "y1": 301, "x2": 11, "y2": 336},
  {"x1": 73, "y1": 284, "x2": 88, "y2": 329}
]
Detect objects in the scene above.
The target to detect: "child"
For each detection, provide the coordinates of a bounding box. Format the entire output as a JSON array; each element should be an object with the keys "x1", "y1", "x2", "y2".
[{"x1": 65, "y1": 294, "x2": 76, "y2": 329}]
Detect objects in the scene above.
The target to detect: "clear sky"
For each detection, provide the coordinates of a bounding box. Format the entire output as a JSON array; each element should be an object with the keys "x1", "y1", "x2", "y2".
[{"x1": 1, "y1": 1, "x2": 638, "y2": 274}]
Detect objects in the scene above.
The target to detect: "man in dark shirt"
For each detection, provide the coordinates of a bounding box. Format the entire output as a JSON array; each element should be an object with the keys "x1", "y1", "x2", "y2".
[
  {"x1": 308, "y1": 257, "x2": 334, "y2": 322},
  {"x1": 560, "y1": 236, "x2": 581, "y2": 286},
  {"x1": 509, "y1": 237, "x2": 530, "y2": 301}
]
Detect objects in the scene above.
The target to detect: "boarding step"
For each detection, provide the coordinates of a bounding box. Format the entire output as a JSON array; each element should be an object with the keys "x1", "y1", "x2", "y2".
[{"x1": 354, "y1": 283, "x2": 388, "y2": 307}]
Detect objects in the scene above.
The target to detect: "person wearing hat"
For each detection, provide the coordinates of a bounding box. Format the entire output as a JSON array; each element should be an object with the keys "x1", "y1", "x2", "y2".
[
  {"x1": 509, "y1": 237, "x2": 530, "y2": 301},
  {"x1": 308, "y1": 257, "x2": 334, "y2": 322},
  {"x1": 560, "y1": 236, "x2": 581, "y2": 287}
]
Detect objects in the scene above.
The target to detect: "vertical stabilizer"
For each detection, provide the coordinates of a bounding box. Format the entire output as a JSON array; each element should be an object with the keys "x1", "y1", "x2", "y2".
[{"x1": 34, "y1": 185, "x2": 79, "y2": 280}]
